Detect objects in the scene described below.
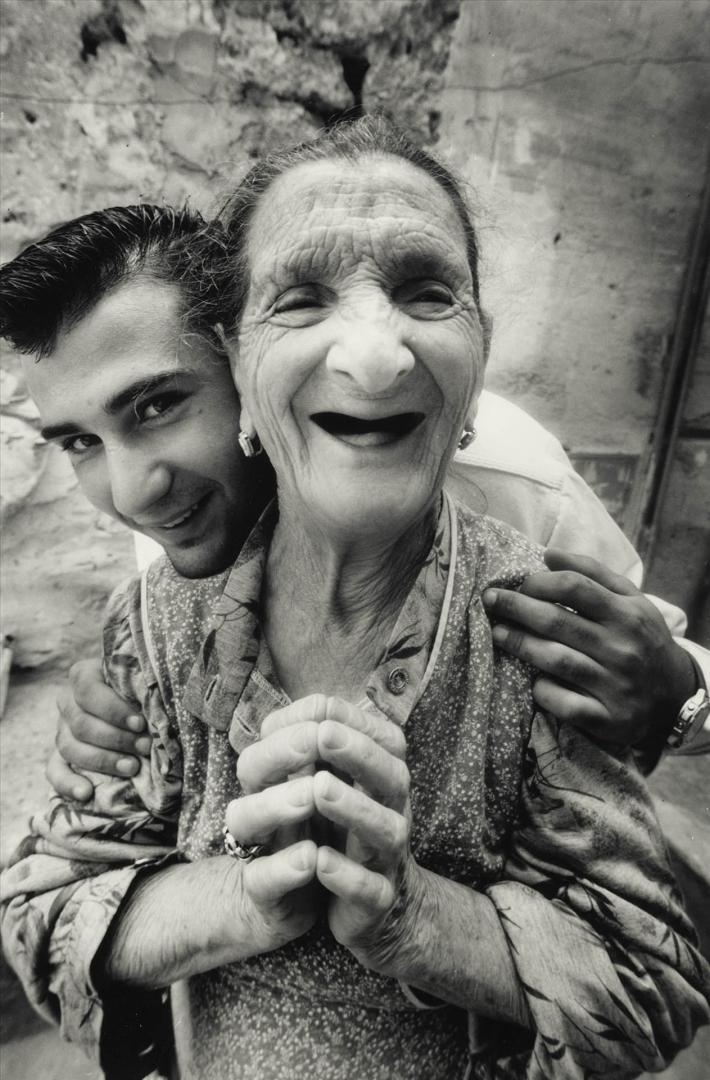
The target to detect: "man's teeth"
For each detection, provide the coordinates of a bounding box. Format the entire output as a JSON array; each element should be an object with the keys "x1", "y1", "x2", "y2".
[{"x1": 162, "y1": 500, "x2": 202, "y2": 529}]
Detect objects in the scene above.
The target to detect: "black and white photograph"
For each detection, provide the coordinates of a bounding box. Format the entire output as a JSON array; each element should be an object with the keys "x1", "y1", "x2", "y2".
[{"x1": 1, "y1": 2, "x2": 709, "y2": 1078}]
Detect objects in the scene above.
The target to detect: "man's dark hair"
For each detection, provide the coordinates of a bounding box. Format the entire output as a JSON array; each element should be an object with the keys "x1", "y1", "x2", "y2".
[
  {"x1": 212, "y1": 114, "x2": 483, "y2": 335},
  {"x1": 0, "y1": 204, "x2": 218, "y2": 358}
]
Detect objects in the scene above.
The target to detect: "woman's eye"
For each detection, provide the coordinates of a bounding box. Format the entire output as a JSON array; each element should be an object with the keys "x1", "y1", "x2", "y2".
[
  {"x1": 60, "y1": 434, "x2": 99, "y2": 456},
  {"x1": 271, "y1": 286, "x2": 326, "y2": 316},
  {"x1": 397, "y1": 280, "x2": 455, "y2": 311}
]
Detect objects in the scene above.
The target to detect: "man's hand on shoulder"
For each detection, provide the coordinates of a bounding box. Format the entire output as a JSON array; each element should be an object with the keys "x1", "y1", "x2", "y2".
[
  {"x1": 50, "y1": 658, "x2": 151, "y2": 801},
  {"x1": 482, "y1": 549, "x2": 698, "y2": 750}
]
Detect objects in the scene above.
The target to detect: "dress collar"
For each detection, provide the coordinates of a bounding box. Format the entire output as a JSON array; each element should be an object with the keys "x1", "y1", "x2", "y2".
[{"x1": 182, "y1": 494, "x2": 456, "y2": 733}]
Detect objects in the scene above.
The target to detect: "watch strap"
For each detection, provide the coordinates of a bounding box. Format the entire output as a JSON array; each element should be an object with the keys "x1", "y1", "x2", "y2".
[{"x1": 667, "y1": 687, "x2": 710, "y2": 749}]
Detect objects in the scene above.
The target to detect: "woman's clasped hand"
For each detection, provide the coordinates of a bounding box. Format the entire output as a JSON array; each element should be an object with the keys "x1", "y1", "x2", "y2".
[{"x1": 226, "y1": 694, "x2": 417, "y2": 966}]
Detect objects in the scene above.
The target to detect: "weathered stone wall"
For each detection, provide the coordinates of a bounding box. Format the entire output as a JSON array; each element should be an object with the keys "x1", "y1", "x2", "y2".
[{"x1": 1, "y1": 0, "x2": 709, "y2": 671}]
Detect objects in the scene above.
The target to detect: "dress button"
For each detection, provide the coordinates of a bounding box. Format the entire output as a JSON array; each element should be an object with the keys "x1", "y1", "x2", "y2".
[{"x1": 387, "y1": 667, "x2": 408, "y2": 695}]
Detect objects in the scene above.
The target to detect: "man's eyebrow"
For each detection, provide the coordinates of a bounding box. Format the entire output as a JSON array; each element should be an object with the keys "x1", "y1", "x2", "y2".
[
  {"x1": 104, "y1": 372, "x2": 185, "y2": 416},
  {"x1": 40, "y1": 421, "x2": 82, "y2": 441},
  {"x1": 40, "y1": 371, "x2": 190, "y2": 441}
]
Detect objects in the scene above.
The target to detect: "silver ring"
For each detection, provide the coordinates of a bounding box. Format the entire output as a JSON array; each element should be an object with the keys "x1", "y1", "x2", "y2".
[{"x1": 223, "y1": 827, "x2": 267, "y2": 861}]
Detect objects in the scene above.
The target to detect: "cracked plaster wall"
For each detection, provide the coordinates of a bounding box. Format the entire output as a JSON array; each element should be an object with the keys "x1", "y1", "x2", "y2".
[{"x1": 1, "y1": 0, "x2": 709, "y2": 669}]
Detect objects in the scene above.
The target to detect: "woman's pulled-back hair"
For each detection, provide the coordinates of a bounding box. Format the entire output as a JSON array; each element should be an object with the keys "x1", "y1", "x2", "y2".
[{"x1": 213, "y1": 114, "x2": 481, "y2": 333}]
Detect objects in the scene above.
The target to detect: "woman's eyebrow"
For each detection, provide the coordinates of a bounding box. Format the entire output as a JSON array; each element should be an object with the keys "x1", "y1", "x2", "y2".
[{"x1": 386, "y1": 246, "x2": 467, "y2": 282}]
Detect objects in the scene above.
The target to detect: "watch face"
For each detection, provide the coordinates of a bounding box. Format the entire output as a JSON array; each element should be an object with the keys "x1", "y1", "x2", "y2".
[{"x1": 669, "y1": 689, "x2": 710, "y2": 750}]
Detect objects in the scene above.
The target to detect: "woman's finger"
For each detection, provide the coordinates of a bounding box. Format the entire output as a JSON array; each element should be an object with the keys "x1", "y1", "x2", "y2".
[
  {"x1": 260, "y1": 695, "x2": 332, "y2": 736},
  {"x1": 323, "y1": 701, "x2": 407, "y2": 759},
  {"x1": 317, "y1": 721, "x2": 410, "y2": 808},
  {"x1": 244, "y1": 840, "x2": 318, "y2": 905},
  {"x1": 313, "y1": 772, "x2": 408, "y2": 858},
  {"x1": 262, "y1": 696, "x2": 406, "y2": 759},
  {"x1": 46, "y1": 751, "x2": 94, "y2": 802},
  {"x1": 237, "y1": 721, "x2": 320, "y2": 793},
  {"x1": 316, "y1": 845, "x2": 393, "y2": 912},
  {"x1": 225, "y1": 777, "x2": 316, "y2": 844}
]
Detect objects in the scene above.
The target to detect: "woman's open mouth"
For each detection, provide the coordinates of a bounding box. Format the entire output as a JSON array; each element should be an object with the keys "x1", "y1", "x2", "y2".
[{"x1": 311, "y1": 411, "x2": 425, "y2": 448}]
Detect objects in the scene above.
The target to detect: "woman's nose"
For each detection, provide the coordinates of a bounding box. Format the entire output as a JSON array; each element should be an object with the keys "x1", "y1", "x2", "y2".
[
  {"x1": 326, "y1": 317, "x2": 415, "y2": 394},
  {"x1": 106, "y1": 447, "x2": 172, "y2": 522}
]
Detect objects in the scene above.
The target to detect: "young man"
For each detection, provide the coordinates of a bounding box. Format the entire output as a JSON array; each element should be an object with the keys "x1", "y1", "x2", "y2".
[{"x1": 0, "y1": 206, "x2": 708, "y2": 1077}]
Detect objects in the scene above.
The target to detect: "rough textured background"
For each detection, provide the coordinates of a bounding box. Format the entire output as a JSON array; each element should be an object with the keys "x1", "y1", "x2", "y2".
[{"x1": 1, "y1": 0, "x2": 708, "y2": 675}]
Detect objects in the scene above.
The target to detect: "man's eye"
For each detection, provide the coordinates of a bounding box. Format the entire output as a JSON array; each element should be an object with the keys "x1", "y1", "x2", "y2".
[
  {"x1": 136, "y1": 393, "x2": 185, "y2": 422},
  {"x1": 60, "y1": 434, "x2": 99, "y2": 456}
]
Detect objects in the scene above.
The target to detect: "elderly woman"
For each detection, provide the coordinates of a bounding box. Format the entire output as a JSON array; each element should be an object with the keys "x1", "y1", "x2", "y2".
[{"x1": 2, "y1": 117, "x2": 709, "y2": 1080}]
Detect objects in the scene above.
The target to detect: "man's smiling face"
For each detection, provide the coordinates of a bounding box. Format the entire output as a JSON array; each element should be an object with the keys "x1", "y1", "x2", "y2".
[{"x1": 23, "y1": 276, "x2": 268, "y2": 577}]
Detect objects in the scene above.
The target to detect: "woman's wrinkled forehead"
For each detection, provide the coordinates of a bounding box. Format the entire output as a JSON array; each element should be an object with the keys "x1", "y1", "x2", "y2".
[{"x1": 244, "y1": 155, "x2": 471, "y2": 292}]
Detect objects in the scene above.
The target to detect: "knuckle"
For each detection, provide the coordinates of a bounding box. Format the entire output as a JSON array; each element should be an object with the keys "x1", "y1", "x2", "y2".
[
  {"x1": 288, "y1": 722, "x2": 318, "y2": 760},
  {"x1": 547, "y1": 607, "x2": 573, "y2": 638},
  {"x1": 389, "y1": 723, "x2": 407, "y2": 758},
  {"x1": 374, "y1": 874, "x2": 394, "y2": 911},
  {"x1": 225, "y1": 797, "x2": 246, "y2": 835},
  {"x1": 620, "y1": 604, "x2": 645, "y2": 634},
  {"x1": 612, "y1": 644, "x2": 639, "y2": 676},
  {"x1": 392, "y1": 759, "x2": 411, "y2": 802},
  {"x1": 310, "y1": 693, "x2": 331, "y2": 722},
  {"x1": 69, "y1": 659, "x2": 93, "y2": 694},
  {"x1": 71, "y1": 711, "x2": 92, "y2": 740},
  {"x1": 45, "y1": 755, "x2": 60, "y2": 784},
  {"x1": 535, "y1": 687, "x2": 581, "y2": 724},
  {"x1": 555, "y1": 570, "x2": 582, "y2": 597},
  {"x1": 491, "y1": 588, "x2": 516, "y2": 614},
  {"x1": 68, "y1": 661, "x2": 84, "y2": 689},
  {"x1": 554, "y1": 649, "x2": 584, "y2": 684},
  {"x1": 56, "y1": 686, "x2": 71, "y2": 714},
  {"x1": 389, "y1": 813, "x2": 409, "y2": 852},
  {"x1": 504, "y1": 628, "x2": 527, "y2": 656},
  {"x1": 236, "y1": 746, "x2": 257, "y2": 789},
  {"x1": 260, "y1": 711, "x2": 279, "y2": 736}
]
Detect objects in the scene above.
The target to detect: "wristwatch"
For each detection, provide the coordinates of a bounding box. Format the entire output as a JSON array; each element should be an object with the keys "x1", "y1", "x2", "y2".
[{"x1": 667, "y1": 687, "x2": 710, "y2": 749}]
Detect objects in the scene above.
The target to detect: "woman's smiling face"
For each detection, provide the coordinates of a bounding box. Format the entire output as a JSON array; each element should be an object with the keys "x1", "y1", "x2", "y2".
[{"x1": 233, "y1": 155, "x2": 485, "y2": 541}]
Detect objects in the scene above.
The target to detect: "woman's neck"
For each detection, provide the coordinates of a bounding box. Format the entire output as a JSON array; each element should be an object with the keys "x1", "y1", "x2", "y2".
[{"x1": 262, "y1": 502, "x2": 438, "y2": 702}]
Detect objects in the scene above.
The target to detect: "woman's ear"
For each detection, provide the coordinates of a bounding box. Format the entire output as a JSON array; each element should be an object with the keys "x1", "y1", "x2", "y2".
[
  {"x1": 479, "y1": 308, "x2": 493, "y2": 369},
  {"x1": 214, "y1": 321, "x2": 241, "y2": 383},
  {"x1": 213, "y1": 321, "x2": 254, "y2": 436},
  {"x1": 238, "y1": 401, "x2": 258, "y2": 440}
]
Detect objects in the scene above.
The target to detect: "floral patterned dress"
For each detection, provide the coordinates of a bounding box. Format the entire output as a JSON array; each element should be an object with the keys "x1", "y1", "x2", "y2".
[{"x1": 2, "y1": 495, "x2": 709, "y2": 1080}]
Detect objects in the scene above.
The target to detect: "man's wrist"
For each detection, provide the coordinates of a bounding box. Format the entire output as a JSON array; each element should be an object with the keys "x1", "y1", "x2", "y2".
[{"x1": 667, "y1": 676, "x2": 710, "y2": 749}]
